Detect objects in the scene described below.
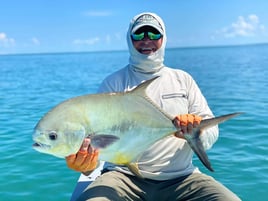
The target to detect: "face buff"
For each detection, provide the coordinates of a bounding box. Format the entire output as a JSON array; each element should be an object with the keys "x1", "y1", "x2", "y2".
[{"x1": 127, "y1": 12, "x2": 167, "y2": 74}]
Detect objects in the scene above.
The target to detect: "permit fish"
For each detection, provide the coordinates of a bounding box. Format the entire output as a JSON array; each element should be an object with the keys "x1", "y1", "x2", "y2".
[{"x1": 32, "y1": 77, "x2": 241, "y2": 174}]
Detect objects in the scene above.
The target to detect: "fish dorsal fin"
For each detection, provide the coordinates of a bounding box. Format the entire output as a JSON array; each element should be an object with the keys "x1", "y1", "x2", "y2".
[
  {"x1": 129, "y1": 76, "x2": 174, "y2": 121},
  {"x1": 130, "y1": 76, "x2": 159, "y2": 95}
]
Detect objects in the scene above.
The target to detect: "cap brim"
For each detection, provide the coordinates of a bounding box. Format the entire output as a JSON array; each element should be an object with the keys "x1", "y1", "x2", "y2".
[{"x1": 132, "y1": 24, "x2": 163, "y2": 35}]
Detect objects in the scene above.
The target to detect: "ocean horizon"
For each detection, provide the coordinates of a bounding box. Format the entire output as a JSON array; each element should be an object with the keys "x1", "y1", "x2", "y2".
[{"x1": 2, "y1": 42, "x2": 268, "y2": 56}]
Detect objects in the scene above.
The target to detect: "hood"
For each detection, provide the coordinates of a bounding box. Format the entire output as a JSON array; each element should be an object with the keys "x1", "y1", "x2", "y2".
[{"x1": 127, "y1": 12, "x2": 167, "y2": 74}]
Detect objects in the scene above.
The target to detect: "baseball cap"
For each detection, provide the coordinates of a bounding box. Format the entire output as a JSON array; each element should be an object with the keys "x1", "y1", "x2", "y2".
[{"x1": 131, "y1": 14, "x2": 164, "y2": 34}]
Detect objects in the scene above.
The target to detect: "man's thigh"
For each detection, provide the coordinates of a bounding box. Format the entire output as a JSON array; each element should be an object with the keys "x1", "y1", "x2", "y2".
[
  {"x1": 76, "y1": 171, "x2": 146, "y2": 201},
  {"x1": 167, "y1": 173, "x2": 241, "y2": 201}
]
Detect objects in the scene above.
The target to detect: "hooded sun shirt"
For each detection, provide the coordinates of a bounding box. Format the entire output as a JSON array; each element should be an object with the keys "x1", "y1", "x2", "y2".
[{"x1": 127, "y1": 12, "x2": 167, "y2": 74}]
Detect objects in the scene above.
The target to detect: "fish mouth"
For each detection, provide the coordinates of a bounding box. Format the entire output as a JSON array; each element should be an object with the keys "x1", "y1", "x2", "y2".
[{"x1": 32, "y1": 142, "x2": 51, "y2": 150}]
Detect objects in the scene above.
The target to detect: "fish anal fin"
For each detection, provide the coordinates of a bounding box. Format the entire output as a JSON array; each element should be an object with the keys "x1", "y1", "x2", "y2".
[{"x1": 127, "y1": 163, "x2": 143, "y2": 178}]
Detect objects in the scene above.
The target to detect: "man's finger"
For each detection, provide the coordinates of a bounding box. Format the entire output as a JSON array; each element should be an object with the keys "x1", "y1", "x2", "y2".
[
  {"x1": 80, "y1": 138, "x2": 91, "y2": 152},
  {"x1": 80, "y1": 150, "x2": 99, "y2": 172},
  {"x1": 193, "y1": 115, "x2": 202, "y2": 126},
  {"x1": 65, "y1": 154, "x2": 76, "y2": 166},
  {"x1": 74, "y1": 150, "x2": 88, "y2": 166}
]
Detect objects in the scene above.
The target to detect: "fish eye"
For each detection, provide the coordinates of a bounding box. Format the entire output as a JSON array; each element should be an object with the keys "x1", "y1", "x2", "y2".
[{"x1": 48, "y1": 131, "x2": 57, "y2": 140}]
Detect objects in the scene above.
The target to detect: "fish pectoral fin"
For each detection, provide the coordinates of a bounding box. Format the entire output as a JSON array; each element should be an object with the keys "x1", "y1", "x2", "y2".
[{"x1": 90, "y1": 134, "x2": 119, "y2": 149}]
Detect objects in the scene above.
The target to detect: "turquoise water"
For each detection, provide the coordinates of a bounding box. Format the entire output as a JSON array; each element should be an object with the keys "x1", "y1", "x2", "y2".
[{"x1": 1, "y1": 44, "x2": 267, "y2": 200}]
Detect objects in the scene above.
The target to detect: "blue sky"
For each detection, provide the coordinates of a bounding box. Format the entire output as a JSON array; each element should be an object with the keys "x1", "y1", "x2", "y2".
[{"x1": 1, "y1": 0, "x2": 268, "y2": 54}]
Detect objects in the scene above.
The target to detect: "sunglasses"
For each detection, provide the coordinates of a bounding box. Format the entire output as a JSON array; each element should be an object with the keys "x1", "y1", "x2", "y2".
[{"x1": 131, "y1": 31, "x2": 162, "y2": 41}]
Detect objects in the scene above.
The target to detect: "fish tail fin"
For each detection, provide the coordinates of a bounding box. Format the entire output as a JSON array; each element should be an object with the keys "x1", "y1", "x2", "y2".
[
  {"x1": 187, "y1": 135, "x2": 214, "y2": 172},
  {"x1": 199, "y1": 112, "x2": 243, "y2": 131},
  {"x1": 185, "y1": 112, "x2": 242, "y2": 172}
]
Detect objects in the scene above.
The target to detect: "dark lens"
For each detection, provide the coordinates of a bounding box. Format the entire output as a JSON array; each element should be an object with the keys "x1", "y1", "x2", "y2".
[
  {"x1": 131, "y1": 33, "x2": 145, "y2": 41},
  {"x1": 148, "y1": 32, "x2": 162, "y2": 40}
]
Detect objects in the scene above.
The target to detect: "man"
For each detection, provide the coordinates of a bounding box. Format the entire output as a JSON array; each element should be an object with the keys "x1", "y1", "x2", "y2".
[{"x1": 66, "y1": 12, "x2": 241, "y2": 201}]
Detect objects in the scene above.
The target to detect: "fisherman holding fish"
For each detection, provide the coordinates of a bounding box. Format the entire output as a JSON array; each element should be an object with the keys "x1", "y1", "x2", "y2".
[{"x1": 64, "y1": 13, "x2": 241, "y2": 200}]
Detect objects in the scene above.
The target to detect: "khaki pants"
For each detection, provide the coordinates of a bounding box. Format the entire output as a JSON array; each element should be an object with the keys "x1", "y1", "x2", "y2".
[{"x1": 77, "y1": 171, "x2": 241, "y2": 201}]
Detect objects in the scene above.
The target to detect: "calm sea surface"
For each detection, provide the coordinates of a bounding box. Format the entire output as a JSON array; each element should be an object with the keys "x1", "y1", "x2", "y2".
[{"x1": 1, "y1": 44, "x2": 267, "y2": 201}]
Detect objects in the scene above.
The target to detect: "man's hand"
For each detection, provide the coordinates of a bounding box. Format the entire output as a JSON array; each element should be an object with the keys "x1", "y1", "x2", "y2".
[
  {"x1": 65, "y1": 138, "x2": 99, "y2": 173},
  {"x1": 173, "y1": 114, "x2": 202, "y2": 138}
]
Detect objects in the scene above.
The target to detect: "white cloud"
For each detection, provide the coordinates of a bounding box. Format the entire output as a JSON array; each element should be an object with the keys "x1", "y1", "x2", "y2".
[
  {"x1": 72, "y1": 32, "x2": 124, "y2": 48},
  {"x1": 31, "y1": 37, "x2": 40, "y2": 45},
  {"x1": 73, "y1": 37, "x2": 100, "y2": 45},
  {"x1": 0, "y1": 32, "x2": 15, "y2": 47},
  {"x1": 216, "y1": 14, "x2": 266, "y2": 38},
  {"x1": 82, "y1": 11, "x2": 111, "y2": 17}
]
